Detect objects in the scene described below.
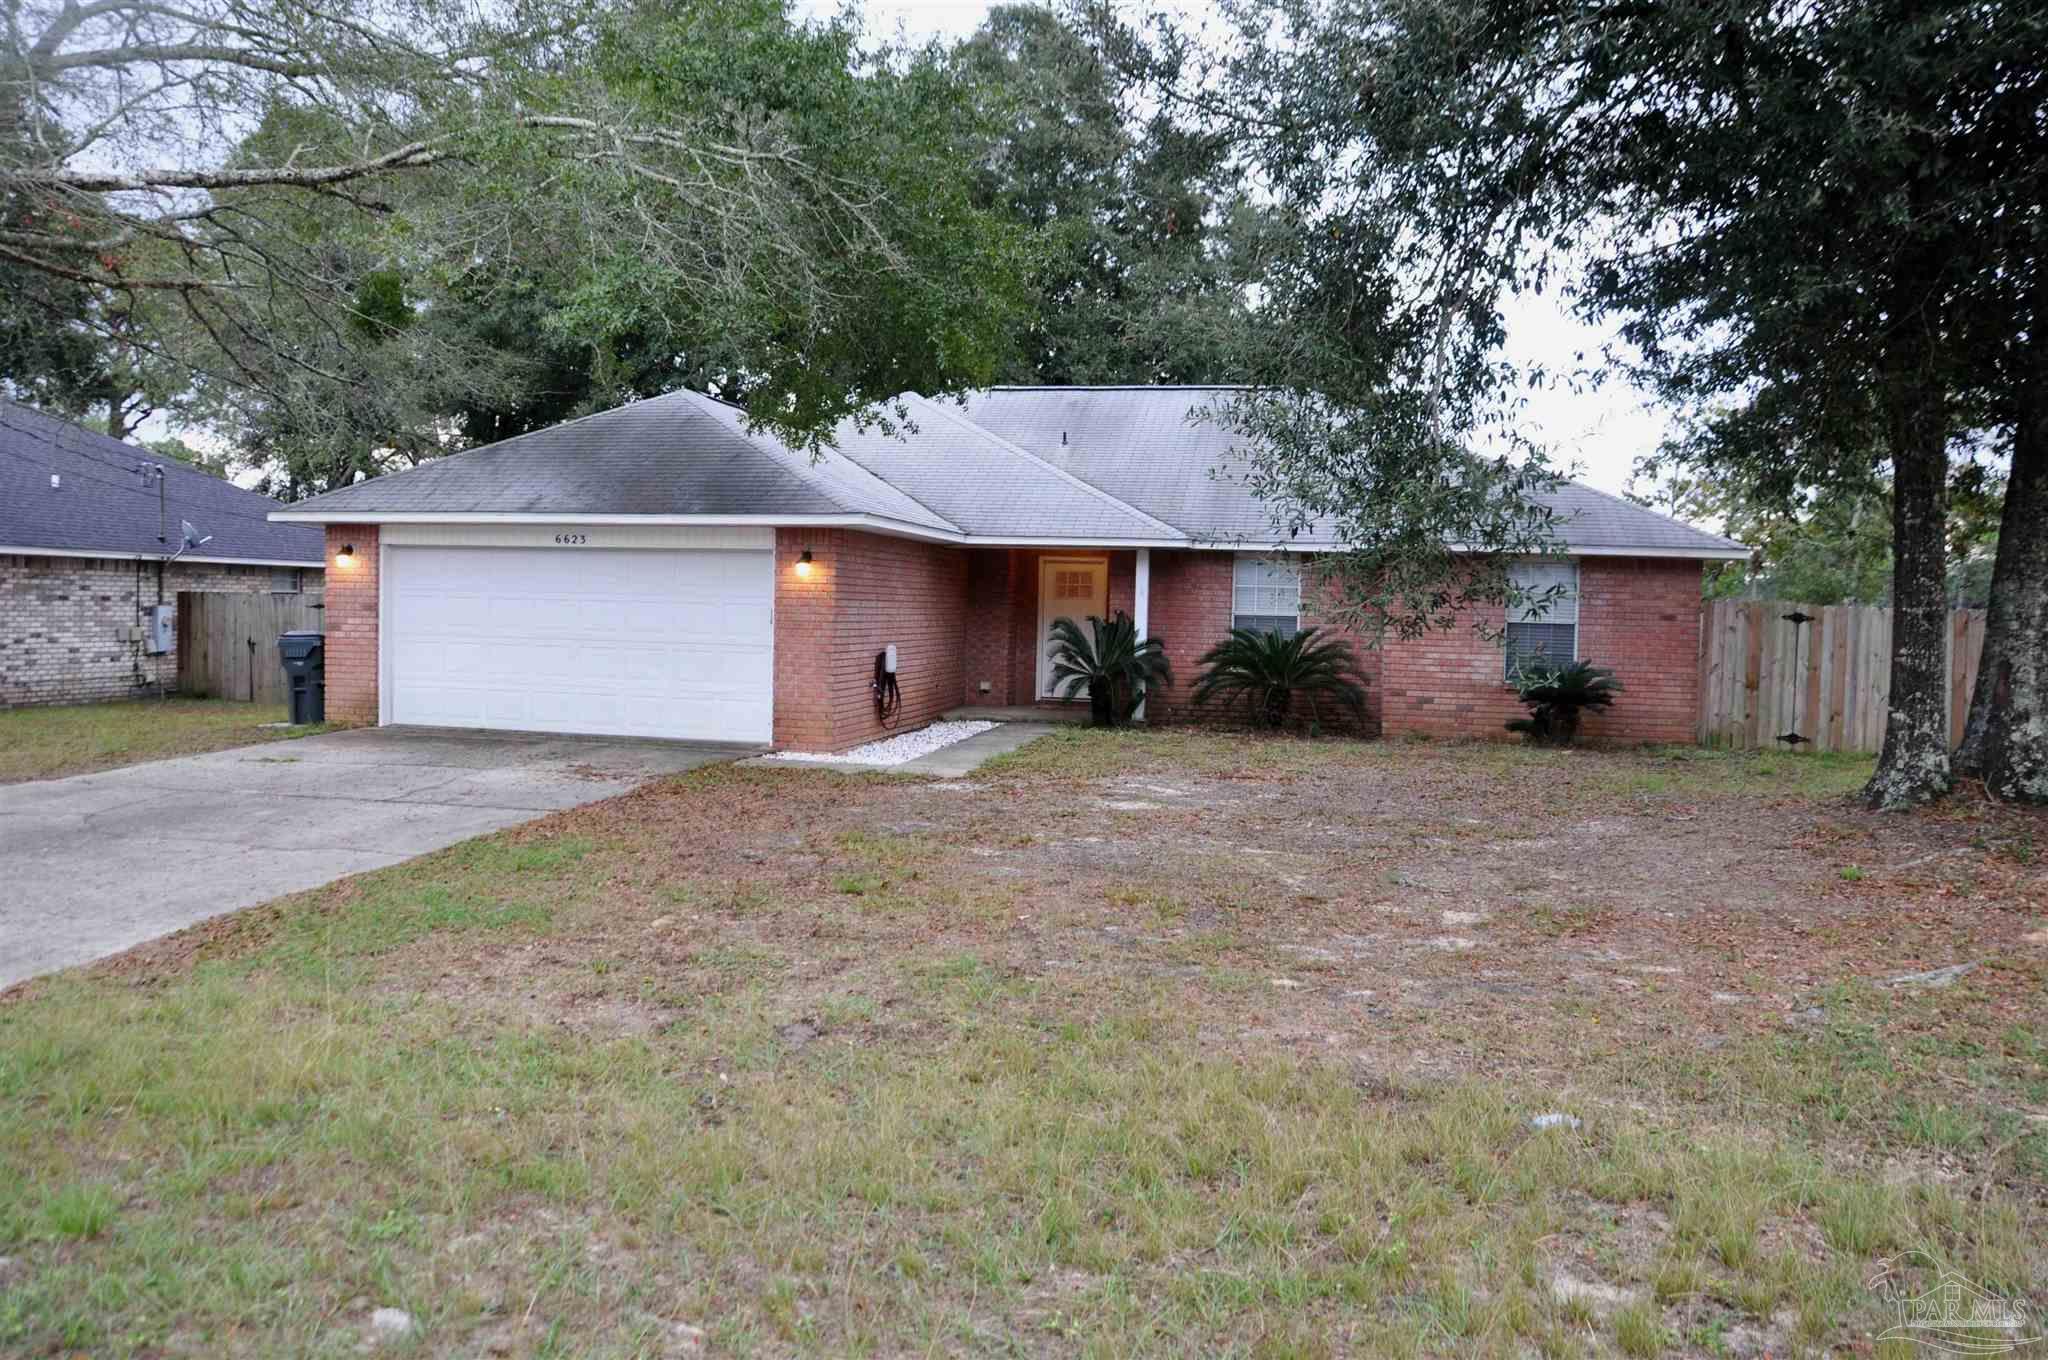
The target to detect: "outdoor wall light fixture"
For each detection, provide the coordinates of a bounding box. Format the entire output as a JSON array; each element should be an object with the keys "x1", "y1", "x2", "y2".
[
  {"x1": 335, "y1": 543, "x2": 357, "y2": 569},
  {"x1": 794, "y1": 549, "x2": 815, "y2": 579}
]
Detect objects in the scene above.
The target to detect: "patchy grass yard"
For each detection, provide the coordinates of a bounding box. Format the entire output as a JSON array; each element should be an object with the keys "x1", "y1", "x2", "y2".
[
  {"x1": 0, "y1": 698, "x2": 331, "y2": 784},
  {"x1": 1, "y1": 733, "x2": 2042, "y2": 1357}
]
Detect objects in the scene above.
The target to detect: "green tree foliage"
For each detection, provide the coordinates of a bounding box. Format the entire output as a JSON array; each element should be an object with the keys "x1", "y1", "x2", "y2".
[
  {"x1": 1128, "y1": 0, "x2": 2042, "y2": 807},
  {"x1": 1637, "y1": 464, "x2": 2003, "y2": 608},
  {"x1": 951, "y1": 5, "x2": 1264, "y2": 385},
  {"x1": 1107, "y1": 4, "x2": 1572, "y2": 644},
  {"x1": 4, "y1": 0, "x2": 1033, "y2": 489}
]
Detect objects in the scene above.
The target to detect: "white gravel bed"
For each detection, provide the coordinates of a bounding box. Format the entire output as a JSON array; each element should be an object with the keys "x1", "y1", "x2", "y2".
[{"x1": 763, "y1": 720, "x2": 998, "y2": 766}]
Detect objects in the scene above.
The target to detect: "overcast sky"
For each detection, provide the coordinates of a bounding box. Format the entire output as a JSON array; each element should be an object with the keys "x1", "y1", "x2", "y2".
[{"x1": 820, "y1": 0, "x2": 1680, "y2": 499}]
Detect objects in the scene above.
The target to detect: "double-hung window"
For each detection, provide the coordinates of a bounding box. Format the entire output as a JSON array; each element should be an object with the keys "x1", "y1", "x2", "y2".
[
  {"x1": 1505, "y1": 559, "x2": 1578, "y2": 680},
  {"x1": 1232, "y1": 555, "x2": 1302, "y2": 636}
]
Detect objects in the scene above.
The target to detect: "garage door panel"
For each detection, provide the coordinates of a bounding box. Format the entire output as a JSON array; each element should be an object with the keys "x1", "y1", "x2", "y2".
[{"x1": 387, "y1": 546, "x2": 773, "y2": 743}]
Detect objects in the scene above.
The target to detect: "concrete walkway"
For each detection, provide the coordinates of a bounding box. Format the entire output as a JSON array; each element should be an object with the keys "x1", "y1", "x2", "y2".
[{"x1": 0, "y1": 726, "x2": 751, "y2": 990}]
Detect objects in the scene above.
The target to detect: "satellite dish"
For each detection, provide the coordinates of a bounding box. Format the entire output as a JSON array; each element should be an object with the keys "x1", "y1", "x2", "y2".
[{"x1": 181, "y1": 520, "x2": 213, "y2": 550}]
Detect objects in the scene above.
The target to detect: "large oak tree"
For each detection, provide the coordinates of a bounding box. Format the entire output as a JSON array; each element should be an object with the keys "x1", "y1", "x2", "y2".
[
  {"x1": 3, "y1": 0, "x2": 1033, "y2": 474},
  {"x1": 1121, "y1": 0, "x2": 2043, "y2": 806}
]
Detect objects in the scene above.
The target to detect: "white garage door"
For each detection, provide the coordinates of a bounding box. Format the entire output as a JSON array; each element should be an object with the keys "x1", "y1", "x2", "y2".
[{"x1": 386, "y1": 545, "x2": 773, "y2": 742}]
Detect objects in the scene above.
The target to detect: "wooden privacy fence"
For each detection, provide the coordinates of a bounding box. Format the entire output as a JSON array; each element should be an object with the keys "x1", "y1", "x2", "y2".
[
  {"x1": 1696, "y1": 600, "x2": 1986, "y2": 753},
  {"x1": 176, "y1": 590, "x2": 326, "y2": 706}
]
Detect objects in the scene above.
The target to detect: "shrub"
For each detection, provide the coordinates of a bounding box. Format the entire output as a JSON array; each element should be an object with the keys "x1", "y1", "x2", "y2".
[
  {"x1": 1191, "y1": 627, "x2": 1370, "y2": 731},
  {"x1": 1048, "y1": 611, "x2": 1173, "y2": 727},
  {"x1": 1505, "y1": 658, "x2": 1621, "y2": 746}
]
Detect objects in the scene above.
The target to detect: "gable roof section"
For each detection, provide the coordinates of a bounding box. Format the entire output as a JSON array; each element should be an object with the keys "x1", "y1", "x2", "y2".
[
  {"x1": 269, "y1": 389, "x2": 959, "y2": 535},
  {"x1": 963, "y1": 386, "x2": 1749, "y2": 558},
  {"x1": 273, "y1": 384, "x2": 1748, "y2": 558},
  {"x1": 1, "y1": 401, "x2": 321, "y2": 565},
  {"x1": 960, "y1": 385, "x2": 1282, "y2": 543},
  {"x1": 828, "y1": 396, "x2": 1184, "y2": 541}
]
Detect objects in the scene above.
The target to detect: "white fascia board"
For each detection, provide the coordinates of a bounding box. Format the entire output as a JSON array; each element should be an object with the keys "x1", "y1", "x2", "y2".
[
  {"x1": 266, "y1": 511, "x2": 1197, "y2": 549},
  {"x1": 1224, "y1": 541, "x2": 1751, "y2": 562},
  {"x1": 262, "y1": 513, "x2": 1751, "y2": 560},
  {"x1": 1566, "y1": 544, "x2": 1751, "y2": 561},
  {"x1": 267, "y1": 511, "x2": 963, "y2": 543},
  {"x1": 0, "y1": 544, "x2": 323, "y2": 568}
]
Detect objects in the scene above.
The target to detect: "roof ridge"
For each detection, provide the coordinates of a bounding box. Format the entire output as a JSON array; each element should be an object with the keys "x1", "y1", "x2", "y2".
[{"x1": 906, "y1": 395, "x2": 1187, "y2": 540}]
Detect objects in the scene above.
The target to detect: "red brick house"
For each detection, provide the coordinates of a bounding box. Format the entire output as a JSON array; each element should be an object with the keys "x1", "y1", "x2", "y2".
[{"x1": 270, "y1": 387, "x2": 1745, "y2": 751}]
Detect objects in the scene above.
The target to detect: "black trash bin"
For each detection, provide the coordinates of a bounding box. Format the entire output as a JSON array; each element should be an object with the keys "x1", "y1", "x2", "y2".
[{"x1": 278, "y1": 630, "x2": 326, "y2": 724}]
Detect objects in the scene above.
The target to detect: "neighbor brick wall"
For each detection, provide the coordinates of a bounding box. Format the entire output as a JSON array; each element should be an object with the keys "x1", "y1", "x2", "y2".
[
  {"x1": 773, "y1": 528, "x2": 968, "y2": 751},
  {"x1": 1378, "y1": 556, "x2": 1703, "y2": 744},
  {"x1": 322, "y1": 525, "x2": 378, "y2": 723},
  {"x1": 0, "y1": 554, "x2": 318, "y2": 708}
]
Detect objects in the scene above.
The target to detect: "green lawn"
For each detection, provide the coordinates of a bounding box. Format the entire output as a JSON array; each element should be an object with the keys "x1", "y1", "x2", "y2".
[
  {"x1": 0, "y1": 734, "x2": 2041, "y2": 1357},
  {"x1": 0, "y1": 699, "x2": 331, "y2": 784}
]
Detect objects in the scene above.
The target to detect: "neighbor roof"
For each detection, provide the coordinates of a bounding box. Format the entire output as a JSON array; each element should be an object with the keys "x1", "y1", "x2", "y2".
[
  {"x1": 273, "y1": 386, "x2": 1749, "y2": 559},
  {"x1": 1, "y1": 401, "x2": 322, "y2": 565}
]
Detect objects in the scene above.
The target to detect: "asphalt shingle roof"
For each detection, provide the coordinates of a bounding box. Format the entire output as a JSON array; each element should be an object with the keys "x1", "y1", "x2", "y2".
[
  {"x1": 961, "y1": 385, "x2": 1278, "y2": 541},
  {"x1": 829, "y1": 396, "x2": 1183, "y2": 541},
  {"x1": 1, "y1": 401, "x2": 321, "y2": 564},
  {"x1": 276, "y1": 385, "x2": 1748, "y2": 558},
  {"x1": 268, "y1": 389, "x2": 957, "y2": 529},
  {"x1": 964, "y1": 386, "x2": 1750, "y2": 556}
]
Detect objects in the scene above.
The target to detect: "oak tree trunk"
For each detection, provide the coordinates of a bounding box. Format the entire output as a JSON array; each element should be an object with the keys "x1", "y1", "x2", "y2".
[
  {"x1": 1864, "y1": 376, "x2": 1954, "y2": 810},
  {"x1": 1953, "y1": 370, "x2": 2048, "y2": 802}
]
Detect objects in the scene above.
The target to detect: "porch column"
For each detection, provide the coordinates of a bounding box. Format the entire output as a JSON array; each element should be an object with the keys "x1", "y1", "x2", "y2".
[{"x1": 1134, "y1": 547, "x2": 1152, "y2": 721}]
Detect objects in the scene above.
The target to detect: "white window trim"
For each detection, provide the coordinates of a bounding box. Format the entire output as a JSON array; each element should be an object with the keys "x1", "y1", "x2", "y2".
[
  {"x1": 1231, "y1": 553, "x2": 1302, "y2": 633},
  {"x1": 1504, "y1": 558, "x2": 1580, "y2": 681}
]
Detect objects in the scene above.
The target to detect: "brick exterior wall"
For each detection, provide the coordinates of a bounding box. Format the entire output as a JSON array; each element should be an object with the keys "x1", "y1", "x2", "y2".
[
  {"x1": 1574, "y1": 556, "x2": 1703, "y2": 743},
  {"x1": 985, "y1": 549, "x2": 1138, "y2": 706},
  {"x1": 773, "y1": 528, "x2": 968, "y2": 751},
  {"x1": 322, "y1": 525, "x2": 378, "y2": 724},
  {"x1": 0, "y1": 553, "x2": 319, "y2": 707},
  {"x1": 773, "y1": 532, "x2": 836, "y2": 751},
  {"x1": 1143, "y1": 549, "x2": 1234, "y2": 721},
  {"x1": 303, "y1": 526, "x2": 1703, "y2": 750},
  {"x1": 961, "y1": 548, "x2": 1016, "y2": 705},
  {"x1": 1377, "y1": 556, "x2": 1703, "y2": 744}
]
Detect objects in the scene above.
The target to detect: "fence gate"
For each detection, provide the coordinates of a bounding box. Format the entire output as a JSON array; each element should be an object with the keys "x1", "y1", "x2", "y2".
[
  {"x1": 1696, "y1": 600, "x2": 1985, "y2": 754},
  {"x1": 176, "y1": 590, "x2": 326, "y2": 706}
]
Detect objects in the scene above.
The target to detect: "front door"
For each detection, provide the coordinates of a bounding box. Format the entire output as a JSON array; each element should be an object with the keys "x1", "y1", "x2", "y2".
[{"x1": 1037, "y1": 556, "x2": 1109, "y2": 700}]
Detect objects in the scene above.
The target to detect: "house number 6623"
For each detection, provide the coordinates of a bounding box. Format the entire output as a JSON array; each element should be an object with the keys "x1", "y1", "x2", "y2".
[{"x1": 553, "y1": 533, "x2": 588, "y2": 546}]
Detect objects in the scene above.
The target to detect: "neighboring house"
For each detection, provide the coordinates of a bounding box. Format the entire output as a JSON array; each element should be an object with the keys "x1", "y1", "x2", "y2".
[
  {"x1": 1, "y1": 401, "x2": 325, "y2": 707},
  {"x1": 270, "y1": 386, "x2": 1746, "y2": 751}
]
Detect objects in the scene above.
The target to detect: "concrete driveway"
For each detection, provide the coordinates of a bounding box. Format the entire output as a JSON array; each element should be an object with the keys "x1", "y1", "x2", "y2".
[{"x1": 0, "y1": 726, "x2": 751, "y2": 989}]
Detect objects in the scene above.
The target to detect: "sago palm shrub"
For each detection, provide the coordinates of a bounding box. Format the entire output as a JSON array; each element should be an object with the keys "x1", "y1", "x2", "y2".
[
  {"x1": 1191, "y1": 627, "x2": 1370, "y2": 731},
  {"x1": 1505, "y1": 658, "x2": 1622, "y2": 746},
  {"x1": 1048, "y1": 611, "x2": 1173, "y2": 727}
]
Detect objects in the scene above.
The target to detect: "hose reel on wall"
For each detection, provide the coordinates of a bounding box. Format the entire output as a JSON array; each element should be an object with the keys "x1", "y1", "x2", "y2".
[{"x1": 873, "y1": 644, "x2": 901, "y2": 727}]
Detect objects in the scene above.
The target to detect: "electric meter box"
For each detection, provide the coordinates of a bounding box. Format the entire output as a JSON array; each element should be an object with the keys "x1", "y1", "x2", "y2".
[{"x1": 144, "y1": 603, "x2": 174, "y2": 655}]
